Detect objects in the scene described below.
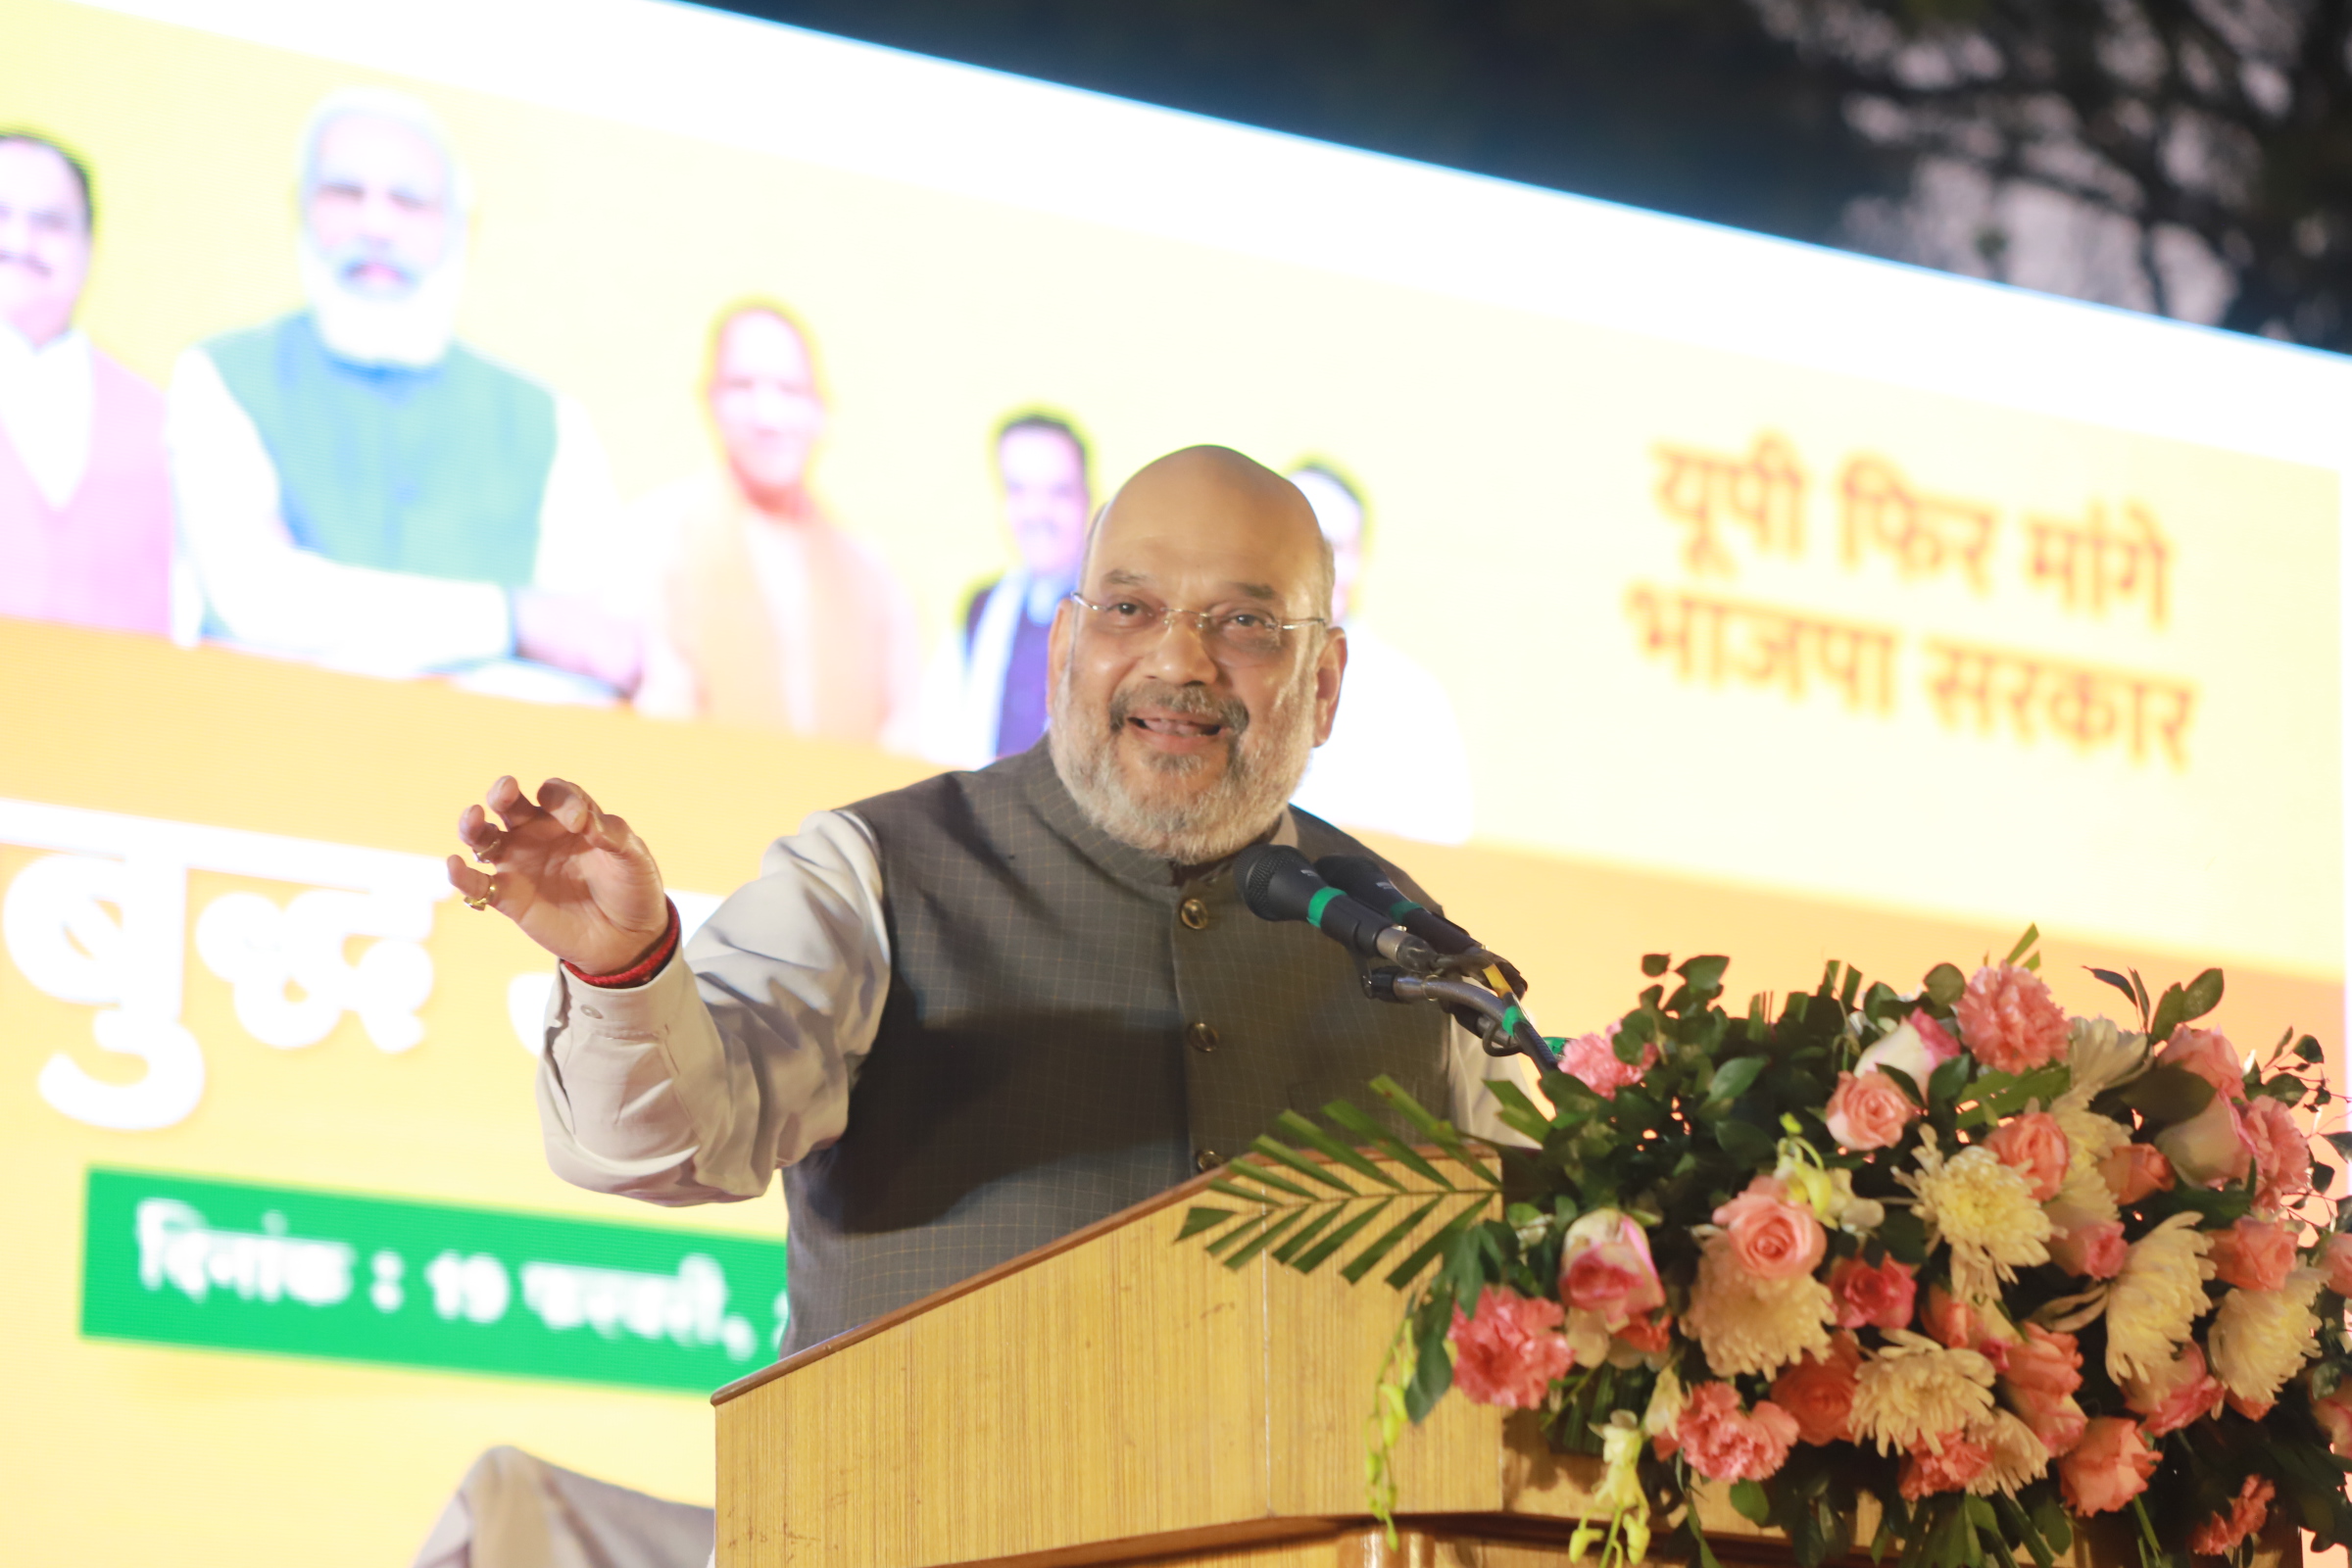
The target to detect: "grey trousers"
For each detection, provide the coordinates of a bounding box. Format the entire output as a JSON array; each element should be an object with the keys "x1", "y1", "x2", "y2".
[{"x1": 409, "y1": 1447, "x2": 715, "y2": 1568}]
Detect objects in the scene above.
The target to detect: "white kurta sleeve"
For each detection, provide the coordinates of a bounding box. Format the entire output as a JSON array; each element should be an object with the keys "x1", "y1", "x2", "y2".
[
  {"x1": 535, "y1": 808, "x2": 892, "y2": 1205},
  {"x1": 166, "y1": 346, "x2": 516, "y2": 673},
  {"x1": 527, "y1": 395, "x2": 637, "y2": 614}
]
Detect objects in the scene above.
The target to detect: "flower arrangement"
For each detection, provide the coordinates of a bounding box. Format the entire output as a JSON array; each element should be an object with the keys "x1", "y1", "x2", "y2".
[{"x1": 1184, "y1": 930, "x2": 2352, "y2": 1568}]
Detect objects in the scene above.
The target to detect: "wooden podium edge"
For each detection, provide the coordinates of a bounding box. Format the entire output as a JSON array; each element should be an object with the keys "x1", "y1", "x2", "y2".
[{"x1": 710, "y1": 1161, "x2": 1233, "y2": 1405}]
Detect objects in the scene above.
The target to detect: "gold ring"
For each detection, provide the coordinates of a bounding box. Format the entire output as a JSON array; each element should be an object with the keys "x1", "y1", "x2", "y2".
[{"x1": 464, "y1": 879, "x2": 495, "y2": 912}]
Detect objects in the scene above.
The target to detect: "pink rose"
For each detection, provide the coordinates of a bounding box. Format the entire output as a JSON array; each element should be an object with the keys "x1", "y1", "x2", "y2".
[
  {"x1": 2156, "y1": 1092, "x2": 2255, "y2": 1188},
  {"x1": 1911, "y1": 1008, "x2": 1963, "y2": 1064},
  {"x1": 1556, "y1": 1021, "x2": 1658, "y2": 1100},
  {"x1": 2227, "y1": 1391, "x2": 2275, "y2": 1421},
  {"x1": 2160, "y1": 1026, "x2": 2247, "y2": 1103},
  {"x1": 1447, "y1": 1287, "x2": 1573, "y2": 1409},
  {"x1": 1771, "y1": 1333, "x2": 1862, "y2": 1446},
  {"x1": 1676, "y1": 1381, "x2": 1800, "y2": 1483},
  {"x1": 1901, "y1": 1433, "x2": 1992, "y2": 1500},
  {"x1": 1616, "y1": 1309, "x2": 1673, "y2": 1355},
  {"x1": 2320, "y1": 1234, "x2": 2352, "y2": 1298},
  {"x1": 1713, "y1": 1178, "x2": 1828, "y2": 1281},
  {"x1": 2047, "y1": 1221, "x2": 2129, "y2": 1280},
  {"x1": 1558, "y1": 1207, "x2": 1666, "y2": 1330},
  {"x1": 2239, "y1": 1095, "x2": 2314, "y2": 1214},
  {"x1": 1829, "y1": 1254, "x2": 1918, "y2": 1331},
  {"x1": 2121, "y1": 1339, "x2": 2225, "y2": 1437},
  {"x1": 1922, "y1": 1284, "x2": 1979, "y2": 1349},
  {"x1": 2002, "y1": 1324, "x2": 2087, "y2": 1456},
  {"x1": 2209, "y1": 1216, "x2": 2298, "y2": 1292},
  {"x1": 1825, "y1": 1070, "x2": 1917, "y2": 1151},
  {"x1": 2059, "y1": 1418, "x2": 2160, "y2": 1515},
  {"x1": 2102, "y1": 1143, "x2": 2176, "y2": 1205},
  {"x1": 1985, "y1": 1111, "x2": 2071, "y2": 1201},
  {"x1": 2189, "y1": 1477, "x2": 2276, "y2": 1557},
  {"x1": 1955, "y1": 963, "x2": 2071, "y2": 1075},
  {"x1": 2312, "y1": 1388, "x2": 2352, "y2": 1456},
  {"x1": 1855, "y1": 1015, "x2": 1952, "y2": 1087}
]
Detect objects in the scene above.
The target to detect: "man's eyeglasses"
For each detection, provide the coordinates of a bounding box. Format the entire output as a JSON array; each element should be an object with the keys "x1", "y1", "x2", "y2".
[{"x1": 1067, "y1": 592, "x2": 1327, "y2": 665}]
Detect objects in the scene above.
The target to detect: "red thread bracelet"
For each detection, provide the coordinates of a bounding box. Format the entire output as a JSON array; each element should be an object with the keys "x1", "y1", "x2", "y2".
[{"x1": 564, "y1": 900, "x2": 681, "y2": 989}]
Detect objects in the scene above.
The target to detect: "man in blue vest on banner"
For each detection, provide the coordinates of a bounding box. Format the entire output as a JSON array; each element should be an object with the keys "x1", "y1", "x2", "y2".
[{"x1": 168, "y1": 88, "x2": 640, "y2": 701}]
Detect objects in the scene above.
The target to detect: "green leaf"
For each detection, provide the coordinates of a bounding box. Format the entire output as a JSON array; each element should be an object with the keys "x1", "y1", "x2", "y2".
[
  {"x1": 1996, "y1": 1495, "x2": 2053, "y2": 1568},
  {"x1": 1678, "y1": 954, "x2": 1731, "y2": 996},
  {"x1": 2326, "y1": 1131, "x2": 2352, "y2": 1163},
  {"x1": 1370, "y1": 1077, "x2": 1499, "y2": 1188},
  {"x1": 2179, "y1": 967, "x2": 2225, "y2": 1022},
  {"x1": 2003, "y1": 924, "x2": 2040, "y2": 965},
  {"x1": 1923, "y1": 963, "x2": 1966, "y2": 1007},
  {"x1": 1879, "y1": 1064, "x2": 1925, "y2": 1106},
  {"x1": 1268, "y1": 1200, "x2": 1346, "y2": 1266},
  {"x1": 1203, "y1": 1215, "x2": 1265, "y2": 1257},
  {"x1": 1403, "y1": 1305, "x2": 1453, "y2": 1422},
  {"x1": 2032, "y1": 1496, "x2": 2072, "y2": 1553},
  {"x1": 1876, "y1": 1205, "x2": 1930, "y2": 1263},
  {"x1": 1384, "y1": 1202, "x2": 1487, "y2": 1290},
  {"x1": 1479, "y1": 1079, "x2": 1553, "y2": 1146},
  {"x1": 1246, "y1": 1134, "x2": 1361, "y2": 1195},
  {"x1": 1642, "y1": 953, "x2": 1671, "y2": 977},
  {"x1": 1319, "y1": 1102, "x2": 1456, "y2": 1189},
  {"x1": 2298, "y1": 1035, "x2": 2326, "y2": 1063},
  {"x1": 1706, "y1": 1054, "x2": 1769, "y2": 1104},
  {"x1": 1716, "y1": 1115, "x2": 1776, "y2": 1168},
  {"x1": 1929, "y1": 1053, "x2": 1971, "y2": 1106},
  {"x1": 1730, "y1": 1479, "x2": 1772, "y2": 1524},
  {"x1": 2116, "y1": 1063, "x2": 2217, "y2": 1126},
  {"x1": 1177, "y1": 1205, "x2": 1241, "y2": 1240},
  {"x1": 2149, "y1": 982, "x2": 2187, "y2": 1045},
  {"x1": 1209, "y1": 1163, "x2": 1316, "y2": 1200},
  {"x1": 1339, "y1": 1195, "x2": 1446, "y2": 1284},
  {"x1": 1221, "y1": 1205, "x2": 1310, "y2": 1268},
  {"x1": 1290, "y1": 1197, "x2": 1396, "y2": 1275},
  {"x1": 2085, "y1": 966, "x2": 2139, "y2": 1007},
  {"x1": 1273, "y1": 1110, "x2": 1403, "y2": 1190}
]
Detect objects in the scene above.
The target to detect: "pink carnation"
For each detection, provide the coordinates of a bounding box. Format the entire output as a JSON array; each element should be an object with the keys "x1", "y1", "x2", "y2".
[
  {"x1": 1771, "y1": 1333, "x2": 1862, "y2": 1446},
  {"x1": 1713, "y1": 1177, "x2": 1827, "y2": 1281},
  {"x1": 2208, "y1": 1216, "x2": 2298, "y2": 1292},
  {"x1": 1955, "y1": 963, "x2": 2071, "y2": 1075},
  {"x1": 1985, "y1": 1111, "x2": 2071, "y2": 1201},
  {"x1": 2320, "y1": 1233, "x2": 2352, "y2": 1298},
  {"x1": 2102, "y1": 1143, "x2": 2175, "y2": 1205},
  {"x1": 2047, "y1": 1221, "x2": 2128, "y2": 1280},
  {"x1": 2121, "y1": 1339, "x2": 2224, "y2": 1438},
  {"x1": 2160, "y1": 1026, "x2": 2247, "y2": 1103},
  {"x1": 2189, "y1": 1476, "x2": 2276, "y2": 1557},
  {"x1": 2003, "y1": 1324, "x2": 2087, "y2": 1456},
  {"x1": 2059, "y1": 1418, "x2": 2160, "y2": 1515},
  {"x1": 1829, "y1": 1253, "x2": 1918, "y2": 1331},
  {"x1": 1447, "y1": 1287, "x2": 1573, "y2": 1409},
  {"x1": 1901, "y1": 1433, "x2": 1993, "y2": 1500},
  {"x1": 2239, "y1": 1095, "x2": 2314, "y2": 1214},
  {"x1": 1676, "y1": 1381, "x2": 1800, "y2": 1483},
  {"x1": 1556, "y1": 1022, "x2": 1658, "y2": 1100},
  {"x1": 1825, "y1": 1070, "x2": 1917, "y2": 1151}
]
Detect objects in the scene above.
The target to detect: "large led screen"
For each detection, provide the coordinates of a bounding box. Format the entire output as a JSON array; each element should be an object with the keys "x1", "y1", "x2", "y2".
[{"x1": 4, "y1": 0, "x2": 2348, "y2": 1560}]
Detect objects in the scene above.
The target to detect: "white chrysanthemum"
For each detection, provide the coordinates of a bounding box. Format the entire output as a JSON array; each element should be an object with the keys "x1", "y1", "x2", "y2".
[
  {"x1": 2210, "y1": 1268, "x2": 2326, "y2": 1404},
  {"x1": 1682, "y1": 1235, "x2": 1835, "y2": 1379},
  {"x1": 2104, "y1": 1210, "x2": 2215, "y2": 1384},
  {"x1": 2066, "y1": 1016, "x2": 2149, "y2": 1101},
  {"x1": 1967, "y1": 1407, "x2": 2050, "y2": 1496},
  {"x1": 1899, "y1": 1135, "x2": 2053, "y2": 1303},
  {"x1": 1850, "y1": 1329, "x2": 1998, "y2": 1454},
  {"x1": 2047, "y1": 1101, "x2": 2129, "y2": 1229}
]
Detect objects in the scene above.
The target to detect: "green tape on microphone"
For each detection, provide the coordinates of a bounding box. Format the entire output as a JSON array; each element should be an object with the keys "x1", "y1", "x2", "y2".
[{"x1": 1305, "y1": 886, "x2": 1343, "y2": 927}]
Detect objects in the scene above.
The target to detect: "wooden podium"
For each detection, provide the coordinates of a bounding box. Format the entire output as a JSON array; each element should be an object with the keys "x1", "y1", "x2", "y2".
[
  {"x1": 711, "y1": 1165, "x2": 1749, "y2": 1568},
  {"x1": 710, "y1": 1167, "x2": 2296, "y2": 1568}
]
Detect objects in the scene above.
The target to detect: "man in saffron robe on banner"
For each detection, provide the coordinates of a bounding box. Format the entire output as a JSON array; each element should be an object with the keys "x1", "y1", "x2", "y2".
[
  {"x1": 632, "y1": 302, "x2": 920, "y2": 743},
  {"x1": 167, "y1": 88, "x2": 640, "y2": 701},
  {"x1": 0, "y1": 132, "x2": 174, "y2": 638}
]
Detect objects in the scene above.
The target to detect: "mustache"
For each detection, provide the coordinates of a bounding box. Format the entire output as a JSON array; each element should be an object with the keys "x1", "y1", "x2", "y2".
[
  {"x1": 1108, "y1": 681, "x2": 1250, "y2": 736},
  {"x1": 320, "y1": 246, "x2": 421, "y2": 291}
]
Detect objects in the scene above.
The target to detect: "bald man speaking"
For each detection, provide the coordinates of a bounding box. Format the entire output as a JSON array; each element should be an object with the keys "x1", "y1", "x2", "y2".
[{"x1": 451, "y1": 445, "x2": 1516, "y2": 1353}]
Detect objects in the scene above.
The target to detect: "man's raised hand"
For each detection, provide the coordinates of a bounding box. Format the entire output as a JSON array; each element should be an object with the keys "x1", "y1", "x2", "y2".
[{"x1": 446, "y1": 777, "x2": 671, "y2": 975}]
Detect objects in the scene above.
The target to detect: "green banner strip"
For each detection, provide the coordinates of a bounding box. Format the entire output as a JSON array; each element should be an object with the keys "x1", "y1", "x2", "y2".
[{"x1": 80, "y1": 1166, "x2": 787, "y2": 1395}]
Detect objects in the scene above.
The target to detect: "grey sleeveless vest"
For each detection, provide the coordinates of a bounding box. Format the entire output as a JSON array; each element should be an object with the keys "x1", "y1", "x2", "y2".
[{"x1": 776, "y1": 742, "x2": 1448, "y2": 1353}]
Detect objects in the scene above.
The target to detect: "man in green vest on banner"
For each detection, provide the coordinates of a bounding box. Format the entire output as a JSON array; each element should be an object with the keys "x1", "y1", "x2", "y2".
[{"x1": 449, "y1": 443, "x2": 1523, "y2": 1359}]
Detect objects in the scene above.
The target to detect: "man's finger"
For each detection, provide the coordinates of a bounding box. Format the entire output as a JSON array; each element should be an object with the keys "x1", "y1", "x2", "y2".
[
  {"x1": 586, "y1": 808, "x2": 636, "y2": 856},
  {"x1": 445, "y1": 854, "x2": 493, "y2": 903},
  {"x1": 486, "y1": 774, "x2": 544, "y2": 831},
  {"x1": 457, "y1": 805, "x2": 508, "y2": 860},
  {"x1": 537, "y1": 777, "x2": 597, "y2": 836}
]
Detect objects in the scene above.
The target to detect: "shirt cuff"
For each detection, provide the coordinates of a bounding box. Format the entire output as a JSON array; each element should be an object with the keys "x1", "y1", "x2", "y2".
[{"x1": 563, "y1": 900, "x2": 680, "y2": 989}]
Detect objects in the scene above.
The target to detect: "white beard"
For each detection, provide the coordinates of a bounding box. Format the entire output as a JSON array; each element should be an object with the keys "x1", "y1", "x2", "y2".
[{"x1": 298, "y1": 231, "x2": 466, "y2": 369}]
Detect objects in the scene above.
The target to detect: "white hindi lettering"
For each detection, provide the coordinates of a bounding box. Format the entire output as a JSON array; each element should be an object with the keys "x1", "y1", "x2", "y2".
[
  {"x1": 520, "y1": 1254, "x2": 760, "y2": 1360},
  {"x1": 134, "y1": 1198, "x2": 356, "y2": 1308}
]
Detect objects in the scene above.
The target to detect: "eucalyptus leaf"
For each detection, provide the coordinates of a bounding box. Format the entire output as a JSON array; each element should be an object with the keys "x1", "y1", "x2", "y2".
[
  {"x1": 1923, "y1": 963, "x2": 1966, "y2": 1007},
  {"x1": 2179, "y1": 966, "x2": 2225, "y2": 1022},
  {"x1": 1716, "y1": 1115, "x2": 1776, "y2": 1168},
  {"x1": 2116, "y1": 1063, "x2": 2217, "y2": 1126},
  {"x1": 1731, "y1": 1479, "x2": 1772, "y2": 1525},
  {"x1": 1642, "y1": 953, "x2": 1671, "y2": 977},
  {"x1": 1707, "y1": 1054, "x2": 1769, "y2": 1104},
  {"x1": 2086, "y1": 966, "x2": 2139, "y2": 1007}
]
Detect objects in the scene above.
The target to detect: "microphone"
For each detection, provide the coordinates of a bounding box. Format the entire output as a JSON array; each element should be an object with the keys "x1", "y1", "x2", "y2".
[
  {"x1": 1316, "y1": 855, "x2": 1526, "y2": 999},
  {"x1": 1235, "y1": 845, "x2": 1442, "y2": 972}
]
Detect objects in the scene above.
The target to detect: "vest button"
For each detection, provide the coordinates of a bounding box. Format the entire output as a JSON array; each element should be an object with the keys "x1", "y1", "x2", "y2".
[
  {"x1": 1178, "y1": 898, "x2": 1211, "y2": 931},
  {"x1": 1187, "y1": 1021, "x2": 1220, "y2": 1054},
  {"x1": 1196, "y1": 1148, "x2": 1221, "y2": 1172}
]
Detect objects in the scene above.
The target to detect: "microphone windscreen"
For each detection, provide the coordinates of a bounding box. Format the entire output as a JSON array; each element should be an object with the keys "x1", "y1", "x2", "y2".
[{"x1": 1235, "y1": 843, "x2": 1319, "y2": 923}]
